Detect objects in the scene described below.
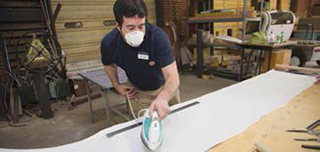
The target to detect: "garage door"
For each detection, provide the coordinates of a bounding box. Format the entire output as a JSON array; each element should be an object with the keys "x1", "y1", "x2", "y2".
[{"x1": 51, "y1": 0, "x2": 156, "y2": 63}]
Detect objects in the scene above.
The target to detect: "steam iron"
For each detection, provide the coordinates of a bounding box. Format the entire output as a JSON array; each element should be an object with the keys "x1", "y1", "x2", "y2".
[{"x1": 141, "y1": 110, "x2": 163, "y2": 151}]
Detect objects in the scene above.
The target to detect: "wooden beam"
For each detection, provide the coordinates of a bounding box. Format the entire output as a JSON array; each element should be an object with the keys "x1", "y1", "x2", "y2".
[
  {"x1": 277, "y1": 0, "x2": 282, "y2": 10},
  {"x1": 33, "y1": 73, "x2": 54, "y2": 119},
  {"x1": 307, "y1": 0, "x2": 315, "y2": 17},
  {"x1": 196, "y1": 30, "x2": 204, "y2": 78},
  {"x1": 275, "y1": 64, "x2": 320, "y2": 75},
  {"x1": 155, "y1": 0, "x2": 164, "y2": 28}
]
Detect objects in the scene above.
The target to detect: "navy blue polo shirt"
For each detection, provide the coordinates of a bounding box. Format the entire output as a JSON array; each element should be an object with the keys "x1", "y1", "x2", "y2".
[{"x1": 100, "y1": 23, "x2": 174, "y2": 90}]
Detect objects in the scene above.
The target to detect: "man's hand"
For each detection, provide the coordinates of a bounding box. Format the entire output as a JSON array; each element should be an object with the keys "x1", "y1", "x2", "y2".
[
  {"x1": 149, "y1": 98, "x2": 170, "y2": 120},
  {"x1": 104, "y1": 65, "x2": 137, "y2": 97},
  {"x1": 114, "y1": 84, "x2": 136, "y2": 98}
]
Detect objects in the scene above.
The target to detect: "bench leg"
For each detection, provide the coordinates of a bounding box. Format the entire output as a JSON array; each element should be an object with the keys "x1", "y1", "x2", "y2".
[
  {"x1": 85, "y1": 80, "x2": 93, "y2": 123},
  {"x1": 104, "y1": 89, "x2": 111, "y2": 126}
]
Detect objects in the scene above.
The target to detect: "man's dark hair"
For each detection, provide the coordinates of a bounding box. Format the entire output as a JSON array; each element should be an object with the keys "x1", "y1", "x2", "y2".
[{"x1": 113, "y1": 0, "x2": 148, "y2": 26}]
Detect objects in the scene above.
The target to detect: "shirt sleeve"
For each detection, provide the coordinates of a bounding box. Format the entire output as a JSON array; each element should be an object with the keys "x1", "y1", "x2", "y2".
[
  {"x1": 100, "y1": 37, "x2": 114, "y2": 66},
  {"x1": 154, "y1": 28, "x2": 175, "y2": 68}
]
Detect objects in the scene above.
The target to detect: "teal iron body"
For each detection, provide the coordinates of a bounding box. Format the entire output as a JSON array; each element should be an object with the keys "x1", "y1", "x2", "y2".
[{"x1": 140, "y1": 110, "x2": 163, "y2": 151}]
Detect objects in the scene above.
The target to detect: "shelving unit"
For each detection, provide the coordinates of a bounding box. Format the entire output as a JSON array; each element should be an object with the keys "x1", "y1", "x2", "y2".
[
  {"x1": 188, "y1": 16, "x2": 244, "y2": 23},
  {"x1": 185, "y1": 0, "x2": 250, "y2": 78},
  {"x1": 186, "y1": 0, "x2": 248, "y2": 42}
]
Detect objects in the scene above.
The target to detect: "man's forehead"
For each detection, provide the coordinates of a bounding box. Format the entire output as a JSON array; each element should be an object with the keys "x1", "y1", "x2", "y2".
[
  {"x1": 122, "y1": 16, "x2": 146, "y2": 25},
  {"x1": 124, "y1": 23, "x2": 145, "y2": 27}
]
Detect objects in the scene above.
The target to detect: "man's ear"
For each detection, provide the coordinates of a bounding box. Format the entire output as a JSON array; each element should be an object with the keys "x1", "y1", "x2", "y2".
[{"x1": 115, "y1": 22, "x2": 121, "y2": 31}]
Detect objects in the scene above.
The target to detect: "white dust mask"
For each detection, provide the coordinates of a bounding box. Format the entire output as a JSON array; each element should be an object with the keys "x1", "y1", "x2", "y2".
[{"x1": 124, "y1": 31, "x2": 144, "y2": 47}]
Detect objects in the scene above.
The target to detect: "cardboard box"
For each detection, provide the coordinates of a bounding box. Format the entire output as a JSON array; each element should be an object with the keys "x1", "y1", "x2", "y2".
[
  {"x1": 72, "y1": 79, "x2": 88, "y2": 97},
  {"x1": 223, "y1": 54, "x2": 241, "y2": 61},
  {"x1": 193, "y1": 48, "x2": 212, "y2": 65},
  {"x1": 210, "y1": 55, "x2": 222, "y2": 67},
  {"x1": 263, "y1": 49, "x2": 292, "y2": 72}
]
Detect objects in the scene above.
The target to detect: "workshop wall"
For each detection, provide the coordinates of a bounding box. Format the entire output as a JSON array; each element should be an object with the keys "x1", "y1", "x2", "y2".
[
  {"x1": 162, "y1": 0, "x2": 188, "y2": 45},
  {"x1": 213, "y1": 0, "x2": 252, "y2": 38},
  {"x1": 293, "y1": 0, "x2": 320, "y2": 18},
  {"x1": 279, "y1": 0, "x2": 291, "y2": 10},
  {"x1": 161, "y1": 0, "x2": 292, "y2": 44},
  {"x1": 161, "y1": 0, "x2": 254, "y2": 43},
  {"x1": 212, "y1": 0, "x2": 291, "y2": 38},
  {"x1": 51, "y1": 0, "x2": 156, "y2": 64}
]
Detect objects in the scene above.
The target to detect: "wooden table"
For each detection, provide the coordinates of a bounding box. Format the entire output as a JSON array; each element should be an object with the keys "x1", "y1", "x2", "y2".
[
  {"x1": 208, "y1": 83, "x2": 320, "y2": 152},
  {"x1": 193, "y1": 29, "x2": 297, "y2": 81},
  {"x1": 237, "y1": 41, "x2": 297, "y2": 81}
]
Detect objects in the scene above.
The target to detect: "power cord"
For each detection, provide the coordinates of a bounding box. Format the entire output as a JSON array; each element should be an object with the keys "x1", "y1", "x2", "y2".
[{"x1": 125, "y1": 92, "x2": 148, "y2": 120}]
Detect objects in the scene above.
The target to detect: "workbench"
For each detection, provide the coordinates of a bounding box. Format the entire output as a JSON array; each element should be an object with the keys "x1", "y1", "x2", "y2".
[
  {"x1": 210, "y1": 83, "x2": 320, "y2": 152},
  {"x1": 78, "y1": 68, "x2": 129, "y2": 126},
  {"x1": 194, "y1": 30, "x2": 297, "y2": 81},
  {"x1": 237, "y1": 41, "x2": 297, "y2": 81},
  {"x1": 0, "y1": 70, "x2": 317, "y2": 152}
]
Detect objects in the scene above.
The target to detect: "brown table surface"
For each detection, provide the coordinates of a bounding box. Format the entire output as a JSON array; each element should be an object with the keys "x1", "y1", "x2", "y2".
[
  {"x1": 208, "y1": 83, "x2": 320, "y2": 152},
  {"x1": 236, "y1": 40, "x2": 297, "y2": 48}
]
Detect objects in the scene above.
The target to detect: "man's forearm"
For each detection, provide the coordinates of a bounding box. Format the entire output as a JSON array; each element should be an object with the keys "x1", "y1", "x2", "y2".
[
  {"x1": 156, "y1": 62, "x2": 180, "y2": 102},
  {"x1": 104, "y1": 64, "x2": 120, "y2": 88},
  {"x1": 157, "y1": 76, "x2": 179, "y2": 102}
]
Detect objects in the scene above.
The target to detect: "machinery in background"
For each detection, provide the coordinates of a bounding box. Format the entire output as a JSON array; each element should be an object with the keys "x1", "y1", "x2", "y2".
[
  {"x1": 259, "y1": 10, "x2": 320, "y2": 67},
  {"x1": 290, "y1": 43, "x2": 320, "y2": 67},
  {"x1": 290, "y1": 20, "x2": 320, "y2": 67},
  {"x1": 260, "y1": 10, "x2": 296, "y2": 42}
]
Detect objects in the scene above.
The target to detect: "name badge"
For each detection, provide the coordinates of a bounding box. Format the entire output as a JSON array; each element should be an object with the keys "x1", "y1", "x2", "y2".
[{"x1": 138, "y1": 52, "x2": 149, "y2": 60}]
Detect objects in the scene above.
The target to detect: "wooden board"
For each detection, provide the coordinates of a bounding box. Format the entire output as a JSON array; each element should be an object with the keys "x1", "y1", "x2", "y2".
[
  {"x1": 209, "y1": 83, "x2": 320, "y2": 152},
  {"x1": 280, "y1": 0, "x2": 291, "y2": 11},
  {"x1": 275, "y1": 64, "x2": 320, "y2": 75},
  {"x1": 213, "y1": 0, "x2": 252, "y2": 10},
  {"x1": 294, "y1": 0, "x2": 312, "y2": 18},
  {"x1": 270, "y1": 0, "x2": 278, "y2": 10}
]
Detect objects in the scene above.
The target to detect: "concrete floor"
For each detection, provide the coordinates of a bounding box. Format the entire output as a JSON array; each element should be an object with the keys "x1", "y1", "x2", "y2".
[{"x1": 0, "y1": 73, "x2": 236, "y2": 149}]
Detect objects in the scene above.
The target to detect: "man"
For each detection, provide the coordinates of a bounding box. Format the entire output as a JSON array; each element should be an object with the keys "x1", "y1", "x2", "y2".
[{"x1": 100, "y1": 0, "x2": 180, "y2": 120}]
